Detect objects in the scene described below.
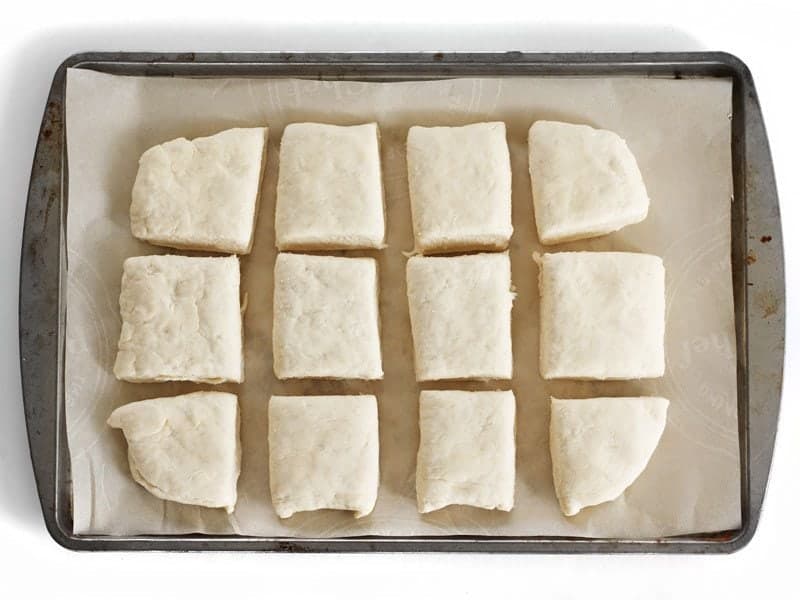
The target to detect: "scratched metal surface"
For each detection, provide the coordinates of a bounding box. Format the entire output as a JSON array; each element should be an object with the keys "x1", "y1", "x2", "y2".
[{"x1": 18, "y1": 52, "x2": 784, "y2": 552}]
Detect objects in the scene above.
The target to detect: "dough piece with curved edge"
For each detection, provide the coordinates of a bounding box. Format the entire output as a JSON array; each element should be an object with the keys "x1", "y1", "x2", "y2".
[
  {"x1": 275, "y1": 122, "x2": 385, "y2": 250},
  {"x1": 529, "y1": 120, "x2": 649, "y2": 245},
  {"x1": 416, "y1": 390, "x2": 516, "y2": 513},
  {"x1": 131, "y1": 127, "x2": 268, "y2": 254},
  {"x1": 113, "y1": 254, "x2": 243, "y2": 383},
  {"x1": 269, "y1": 395, "x2": 379, "y2": 519},
  {"x1": 549, "y1": 396, "x2": 669, "y2": 517},
  {"x1": 537, "y1": 251, "x2": 665, "y2": 380},
  {"x1": 107, "y1": 391, "x2": 241, "y2": 513},
  {"x1": 407, "y1": 122, "x2": 512, "y2": 253},
  {"x1": 406, "y1": 252, "x2": 514, "y2": 381},
  {"x1": 272, "y1": 253, "x2": 383, "y2": 380}
]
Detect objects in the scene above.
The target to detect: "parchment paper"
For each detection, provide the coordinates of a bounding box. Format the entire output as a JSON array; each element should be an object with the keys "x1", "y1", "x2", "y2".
[{"x1": 65, "y1": 68, "x2": 739, "y2": 538}]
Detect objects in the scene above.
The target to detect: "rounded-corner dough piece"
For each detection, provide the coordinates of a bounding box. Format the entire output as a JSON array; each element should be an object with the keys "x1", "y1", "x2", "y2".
[
  {"x1": 272, "y1": 253, "x2": 383, "y2": 380},
  {"x1": 407, "y1": 122, "x2": 513, "y2": 253},
  {"x1": 406, "y1": 252, "x2": 513, "y2": 381},
  {"x1": 529, "y1": 120, "x2": 649, "y2": 245},
  {"x1": 275, "y1": 122, "x2": 385, "y2": 250},
  {"x1": 269, "y1": 395, "x2": 379, "y2": 519},
  {"x1": 107, "y1": 391, "x2": 241, "y2": 513},
  {"x1": 131, "y1": 127, "x2": 268, "y2": 254},
  {"x1": 416, "y1": 390, "x2": 515, "y2": 513},
  {"x1": 549, "y1": 396, "x2": 669, "y2": 517},
  {"x1": 113, "y1": 254, "x2": 243, "y2": 383},
  {"x1": 537, "y1": 251, "x2": 665, "y2": 380}
]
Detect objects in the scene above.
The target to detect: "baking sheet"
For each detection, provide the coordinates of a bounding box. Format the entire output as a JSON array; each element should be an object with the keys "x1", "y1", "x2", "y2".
[{"x1": 64, "y1": 68, "x2": 739, "y2": 538}]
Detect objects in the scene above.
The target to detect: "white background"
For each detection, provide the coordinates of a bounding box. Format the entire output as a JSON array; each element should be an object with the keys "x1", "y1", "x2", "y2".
[{"x1": 0, "y1": 1, "x2": 796, "y2": 598}]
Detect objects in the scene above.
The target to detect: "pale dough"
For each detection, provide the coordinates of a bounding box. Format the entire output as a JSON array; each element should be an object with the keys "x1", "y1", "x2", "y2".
[
  {"x1": 272, "y1": 253, "x2": 383, "y2": 379},
  {"x1": 275, "y1": 122, "x2": 385, "y2": 250},
  {"x1": 269, "y1": 395, "x2": 380, "y2": 519},
  {"x1": 107, "y1": 391, "x2": 241, "y2": 513},
  {"x1": 549, "y1": 396, "x2": 669, "y2": 516},
  {"x1": 406, "y1": 252, "x2": 513, "y2": 381},
  {"x1": 130, "y1": 127, "x2": 268, "y2": 254},
  {"x1": 407, "y1": 122, "x2": 513, "y2": 253},
  {"x1": 528, "y1": 120, "x2": 649, "y2": 245},
  {"x1": 537, "y1": 251, "x2": 665, "y2": 380},
  {"x1": 416, "y1": 390, "x2": 515, "y2": 513},
  {"x1": 113, "y1": 254, "x2": 243, "y2": 383}
]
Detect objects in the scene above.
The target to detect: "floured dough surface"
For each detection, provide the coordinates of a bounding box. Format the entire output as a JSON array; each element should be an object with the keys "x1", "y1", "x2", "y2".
[
  {"x1": 113, "y1": 254, "x2": 243, "y2": 383},
  {"x1": 537, "y1": 251, "x2": 665, "y2": 380},
  {"x1": 272, "y1": 253, "x2": 383, "y2": 379},
  {"x1": 406, "y1": 252, "x2": 513, "y2": 381},
  {"x1": 416, "y1": 390, "x2": 516, "y2": 513},
  {"x1": 107, "y1": 391, "x2": 241, "y2": 513},
  {"x1": 269, "y1": 395, "x2": 380, "y2": 518},
  {"x1": 550, "y1": 396, "x2": 669, "y2": 516},
  {"x1": 275, "y1": 122, "x2": 385, "y2": 250},
  {"x1": 130, "y1": 127, "x2": 268, "y2": 254},
  {"x1": 407, "y1": 122, "x2": 512, "y2": 253},
  {"x1": 529, "y1": 120, "x2": 649, "y2": 245}
]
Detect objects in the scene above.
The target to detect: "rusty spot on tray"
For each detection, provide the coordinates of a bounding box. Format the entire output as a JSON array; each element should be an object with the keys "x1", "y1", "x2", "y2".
[
  {"x1": 42, "y1": 129, "x2": 52, "y2": 139},
  {"x1": 745, "y1": 250, "x2": 757, "y2": 265},
  {"x1": 760, "y1": 235, "x2": 772, "y2": 243},
  {"x1": 756, "y1": 289, "x2": 779, "y2": 319},
  {"x1": 433, "y1": 52, "x2": 444, "y2": 61}
]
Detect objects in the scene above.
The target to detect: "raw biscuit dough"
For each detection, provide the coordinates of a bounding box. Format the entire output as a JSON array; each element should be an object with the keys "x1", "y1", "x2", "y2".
[
  {"x1": 537, "y1": 251, "x2": 665, "y2": 380},
  {"x1": 272, "y1": 253, "x2": 383, "y2": 379},
  {"x1": 275, "y1": 122, "x2": 385, "y2": 250},
  {"x1": 416, "y1": 390, "x2": 516, "y2": 513},
  {"x1": 113, "y1": 254, "x2": 243, "y2": 383},
  {"x1": 130, "y1": 127, "x2": 268, "y2": 254},
  {"x1": 528, "y1": 120, "x2": 649, "y2": 245},
  {"x1": 406, "y1": 122, "x2": 513, "y2": 253},
  {"x1": 107, "y1": 391, "x2": 241, "y2": 513},
  {"x1": 406, "y1": 252, "x2": 514, "y2": 381},
  {"x1": 549, "y1": 396, "x2": 669, "y2": 516},
  {"x1": 268, "y1": 395, "x2": 380, "y2": 519}
]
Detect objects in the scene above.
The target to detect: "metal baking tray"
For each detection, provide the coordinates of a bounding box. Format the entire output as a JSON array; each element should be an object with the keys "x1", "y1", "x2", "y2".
[{"x1": 19, "y1": 51, "x2": 784, "y2": 553}]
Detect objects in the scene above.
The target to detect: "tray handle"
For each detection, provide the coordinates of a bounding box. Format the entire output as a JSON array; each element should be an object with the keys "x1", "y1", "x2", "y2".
[
  {"x1": 732, "y1": 55, "x2": 785, "y2": 550},
  {"x1": 19, "y1": 63, "x2": 69, "y2": 544}
]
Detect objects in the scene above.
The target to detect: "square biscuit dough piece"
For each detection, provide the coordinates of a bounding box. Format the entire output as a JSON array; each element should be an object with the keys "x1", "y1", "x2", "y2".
[
  {"x1": 269, "y1": 395, "x2": 379, "y2": 518},
  {"x1": 275, "y1": 123, "x2": 385, "y2": 250},
  {"x1": 538, "y1": 252, "x2": 665, "y2": 380},
  {"x1": 131, "y1": 127, "x2": 268, "y2": 254},
  {"x1": 107, "y1": 391, "x2": 241, "y2": 513},
  {"x1": 113, "y1": 255, "x2": 243, "y2": 383},
  {"x1": 407, "y1": 122, "x2": 513, "y2": 253},
  {"x1": 406, "y1": 253, "x2": 513, "y2": 381},
  {"x1": 529, "y1": 121, "x2": 649, "y2": 245},
  {"x1": 273, "y1": 253, "x2": 383, "y2": 379},
  {"x1": 417, "y1": 390, "x2": 516, "y2": 513}
]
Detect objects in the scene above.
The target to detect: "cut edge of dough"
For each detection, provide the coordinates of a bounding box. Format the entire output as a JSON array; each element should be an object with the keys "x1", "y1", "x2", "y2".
[
  {"x1": 273, "y1": 501, "x2": 377, "y2": 520},
  {"x1": 275, "y1": 236, "x2": 388, "y2": 252},
  {"x1": 240, "y1": 126, "x2": 270, "y2": 255},
  {"x1": 417, "y1": 498, "x2": 514, "y2": 515},
  {"x1": 536, "y1": 201, "x2": 649, "y2": 246},
  {"x1": 412, "y1": 234, "x2": 512, "y2": 256}
]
